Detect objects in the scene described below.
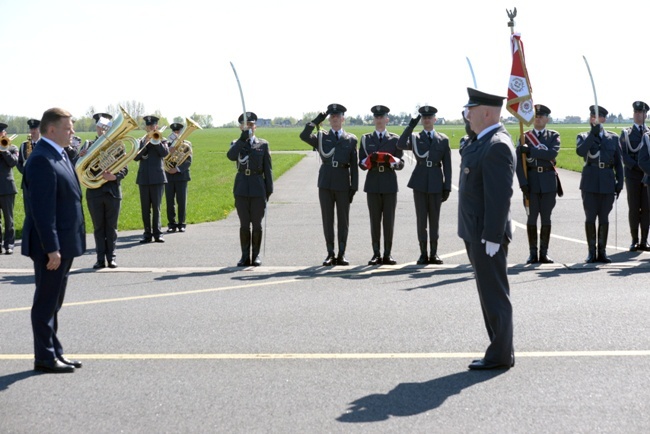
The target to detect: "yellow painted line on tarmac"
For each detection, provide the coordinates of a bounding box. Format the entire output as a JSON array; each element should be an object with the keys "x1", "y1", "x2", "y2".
[{"x1": 2, "y1": 350, "x2": 650, "y2": 361}]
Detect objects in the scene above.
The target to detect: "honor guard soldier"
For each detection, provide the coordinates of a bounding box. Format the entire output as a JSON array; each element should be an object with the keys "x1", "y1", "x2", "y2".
[
  {"x1": 576, "y1": 105, "x2": 624, "y2": 263},
  {"x1": 359, "y1": 105, "x2": 404, "y2": 265},
  {"x1": 84, "y1": 113, "x2": 128, "y2": 269},
  {"x1": 227, "y1": 112, "x2": 273, "y2": 267},
  {"x1": 17, "y1": 118, "x2": 41, "y2": 175},
  {"x1": 165, "y1": 122, "x2": 192, "y2": 233},
  {"x1": 459, "y1": 88, "x2": 515, "y2": 370},
  {"x1": 619, "y1": 101, "x2": 650, "y2": 251},
  {"x1": 637, "y1": 124, "x2": 650, "y2": 219},
  {"x1": 0, "y1": 122, "x2": 19, "y2": 254},
  {"x1": 134, "y1": 115, "x2": 169, "y2": 243},
  {"x1": 397, "y1": 105, "x2": 451, "y2": 264},
  {"x1": 516, "y1": 104, "x2": 562, "y2": 264},
  {"x1": 299, "y1": 104, "x2": 358, "y2": 266}
]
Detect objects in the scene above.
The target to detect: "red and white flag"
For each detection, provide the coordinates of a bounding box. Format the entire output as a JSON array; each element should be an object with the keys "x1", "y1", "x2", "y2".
[{"x1": 506, "y1": 33, "x2": 534, "y2": 125}]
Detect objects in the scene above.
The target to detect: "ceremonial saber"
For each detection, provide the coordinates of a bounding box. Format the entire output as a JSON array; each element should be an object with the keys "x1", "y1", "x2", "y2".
[{"x1": 465, "y1": 57, "x2": 477, "y2": 88}]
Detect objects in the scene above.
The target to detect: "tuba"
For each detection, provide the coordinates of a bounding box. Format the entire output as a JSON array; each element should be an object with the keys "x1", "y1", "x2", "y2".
[
  {"x1": 164, "y1": 117, "x2": 202, "y2": 171},
  {"x1": 75, "y1": 105, "x2": 139, "y2": 189},
  {"x1": 0, "y1": 134, "x2": 18, "y2": 151}
]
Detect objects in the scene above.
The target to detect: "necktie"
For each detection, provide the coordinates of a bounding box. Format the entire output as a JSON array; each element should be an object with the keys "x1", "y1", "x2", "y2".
[
  {"x1": 334, "y1": 131, "x2": 339, "y2": 140},
  {"x1": 537, "y1": 131, "x2": 543, "y2": 139},
  {"x1": 62, "y1": 151, "x2": 73, "y2": 173},
  {"x1": 427, "y1": 131, "x2": 432, "y2": 140},
  {"x1": 378, "y1": 133, "x2": 383, "y2": 143}
]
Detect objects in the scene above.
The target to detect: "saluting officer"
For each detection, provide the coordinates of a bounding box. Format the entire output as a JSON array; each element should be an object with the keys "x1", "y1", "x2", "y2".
[
  {"x1": 84, "y1": 113, "x2": 128, "y2": 269},
  {"x1": 397, "y1": 105, "x2": 451, "y2": 264},
  {"x1": 134, "y1": 115, "x2": 169, "y2": 243},
  {"x1": 165, "y1": 122, "x2": 192, "y2": 233},
  {"x1": 299, "y1": 104, "x2": 358, "y2": 266},
  {"x1": 227, "y1": 112, "x2": 273, "y2": 267},
  {"x1": 359, "y1": 105, "x2": 404, "y2": 265},
  {"x1": 619, "y1": 101, "x2": 650, "y2": 251},
  {"x1": 0, "y1": 122, "x2": 19, "y2": 254},
  {"x1": 576, "y1": 105, "x2": 624, "y2": 263},
  {"x1": 516, "y1": 104, "x2": 562, "y2": 264},
  {"x1": 17, "y1": 119, "x2": 40, "y2": 175}
]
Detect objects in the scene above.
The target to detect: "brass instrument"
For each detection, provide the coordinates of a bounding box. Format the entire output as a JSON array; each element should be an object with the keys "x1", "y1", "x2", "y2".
[
  {"x1": 75, "y1": 105, "x2": 139, "y2": 189},
  {"x1": 0, "y1": 134, "x2": 18, "y2": 151},
  {"x1": 136, "y1": 126, "x2": 167, "y2": 157},
  {"x1": 164, "y1": 117, "x2": 202, "y2": 171},
  {"x1": 24, "y1": 134, "x2": 33, "y2": 160}
]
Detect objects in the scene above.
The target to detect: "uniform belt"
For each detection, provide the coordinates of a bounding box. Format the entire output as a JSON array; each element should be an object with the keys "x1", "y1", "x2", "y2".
[
  {"x1": 527, "y1": 165, "x2": 554, "y2": 173},
  {"x1": 417, "y1": 161, "x2": 442, "y2": 167},
  {"x1": 586, "y1": 162, "x2": 614, "y2": 169},
  {"x1": 239, "y1": 168, "x2": 263, "y2": 175},
  {"x1": 324, "y1": 161, "x2": 350, "y2": 168},
  {"x1": 370, "y1": 164, "x2": 393, "y2": 172}
]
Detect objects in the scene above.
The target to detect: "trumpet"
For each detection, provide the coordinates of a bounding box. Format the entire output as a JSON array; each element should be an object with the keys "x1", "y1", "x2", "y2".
[
  {"x1": 136, "y1": 126, "x2": 167, "y2": 157},
  {"x1": 0, "y1": 134, "x2": 17, "y2": 151},
  {"x1": 164, "y1": 117, "x2": 202, "y2": 171}
]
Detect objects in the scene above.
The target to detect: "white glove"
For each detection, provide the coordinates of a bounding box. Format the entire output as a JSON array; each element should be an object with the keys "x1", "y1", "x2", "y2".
[{"x1": 481, "y1": 239, "x2": 500, "y2": 257}]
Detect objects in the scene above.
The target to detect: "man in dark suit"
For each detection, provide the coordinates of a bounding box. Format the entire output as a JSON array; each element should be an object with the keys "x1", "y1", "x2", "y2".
[
  {"x1": 0, "y1": 122, "x2": 19, "y2": 254},
  {"x1": 398, "y1": 105, "x2": 452, "y2": 264},
  {"x1": 300, "y1": 104, "x2": 358, "y2": 266},
  {"x1": 165, "y1": 122, "x2": 192, "y2": 233},
  {"x1": 83, "y1": 113, "x2": 128, "y2": 269},
  {"x1": 22, "y1": 108, "x2": 86, "y2": 373},
  {"x1": 458, "y1": 88, "x2": 516, "y2": 370},
  {"x1": 227, "y1": 112, "x2": 273, "y2": 266},
  {"x1": 134, "y1": 115, "x2": 169, "y2": 243},
  {"x1": 359, "y1": 105, "x2": 404, "y2": 265},
  {"x1": 515, "y1": 104, "x2": 562, "y2": 264},
  {"x1": 576, "y1": 105, "x2": 624, "y2": 263},
  {"x1": 619, "y1": 101, "x2": 650, "y2": 251}
]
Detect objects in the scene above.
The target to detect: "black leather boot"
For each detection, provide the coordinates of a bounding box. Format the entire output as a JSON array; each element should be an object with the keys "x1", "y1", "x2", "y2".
[
  {"x1": 251, "y1": 230, "x2": 262, "y2": 266},
  {"x1": 585, "y1": 223, "x2": 597, "y2": 263},
  {"x1": 237, "y1": 229, "x2": 251, "y2": 267},
  {"x1": 526, "y1": 225, "x2": 538, "y2": 264},
  {"x1": 539, "y1": 225, "x2": 554, "y2": 263},
  {"x1": 416, "y1": 241, "x2": 428, "y2": 265},
  {"x1": 428, "y1": 240, "x2": 443, "y2": 264},
  {"x1": 639, "y1": 226, "x2": 650, "y2": 251},
  {"x1": 597, "y1": 224, "x2": 611, "y2": 263}
]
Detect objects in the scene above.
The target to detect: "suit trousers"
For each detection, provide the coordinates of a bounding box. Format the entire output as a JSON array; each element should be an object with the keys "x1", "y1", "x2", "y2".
[
  {"x1": 625, "y1": 178, "x2": 649, "y2": 238},
  {"x1": 413, "y1": 191, "x2": 441, "y2": 244},
  {"x1": 464, "y1": 240, "x2": 513, "y2": 365},
  {"x1": 318, "y1": 188, "x2": 350, "y2": 251},
  {"x1": 526, "y1": 192, "x2": 556, "y2": 226},
  {"x1": 235, "y1": 195, "x2": 266, "y2": 232},
  {"x1": 366, "y1": 192, "x2": 397, "y2": 252},
  {"x1": 31, "y1": 255, "x2": 74, "y2": 361},
  {"x1": 88, "y1": 193, "x2": 121, "y2": 261},
  {"x1": 165, "y1": 181, "x2": 188, "y2": 228},
  {"x1": 139, "y1": 184, "x2": 164, "y2": 237},
  {"x1": 0, "y1": 193, "x2": 15, "y2": 248},
  {"x1": 582, "y1": 191, "x2": 615, "y2": 224}
]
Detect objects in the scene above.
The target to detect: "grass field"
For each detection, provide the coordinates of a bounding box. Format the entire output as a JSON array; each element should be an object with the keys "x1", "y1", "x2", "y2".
[{"x1": 9, "y1": 123, "x2": 623, "y2": 237}]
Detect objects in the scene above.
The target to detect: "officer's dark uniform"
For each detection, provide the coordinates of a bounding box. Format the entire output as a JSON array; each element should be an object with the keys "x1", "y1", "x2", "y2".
[
  {"x1": 359, "y1": 105, "x2": 404, "y2": 265},
  {"x1": 165, "y1": 123, "x2": 192, "y2": 233},
  {"x1": 576, "y1": 105, "x2": 624, "y2": 263},
  {"x1": 515, "y1": 104, "x2": 561, "y2": 264},
  {"x1": 227, "y1": 112, "x2": 273, "y2": 267},
  {"x1": 619, "y1": 101, "x2": 650, "y2": 251},
  {"x1": 17, "y1": 119, "x2": 40, "y2": 177},
  {"x1": 0, "y1": 122, "x2": 18, "y2": 254},
  {"x1": 637, "y1": 129, "x2": 650, "y2": 221},
  {"x1": 85, "y1": 113, "x2": 128, "y2": 269},
  {"x1": 299, "y1": 104, "x2": 358, "y2": 266},
  {"x1": 397, "y1": 105, "x2": 451, "y2": 264},
  {"x1": 134, "y1": 115, "x2": 169, "y2": 243}
]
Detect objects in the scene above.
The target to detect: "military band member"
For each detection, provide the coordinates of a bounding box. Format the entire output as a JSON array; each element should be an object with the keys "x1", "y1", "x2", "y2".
[
  {"x1": 576, "y1": 105, "x2": 624, "y2": 263},
  {"x1": 227, "y1": 112, "x2": 273, "y2": 267},
  {"x1": 299, "y1": 104, "x2": 358, "y2": 266},
  {"x1": 17, "y1": 118, "x2": 40, "y2": 175},
  {"x1": 165, "y1": 122, "x2": 192, "y2": 233},
  {"x1": 83, "y1": 113, "x2": 128, "y2": 269},
  {"x1": 516, "y1": 104, "x2": 561, "y2": 264},
  {"x1": 0, "y1": 122, "x2": 19, "y2": 254},
  {"x1": 397, "y1": 105, "x2": 451, "y2": 264},
  {"x1": 359, "y1": 105, "x2": 404, "y2": 265},
  {"x1": 619, "y1": 101, "x2": 650, "y2": 251},
  {"x1": 459, "y1": 88, "x2": 515, "y2": 370},
  {"x1": 134, "y1": 115, "x2": 169, "y2": 243}
]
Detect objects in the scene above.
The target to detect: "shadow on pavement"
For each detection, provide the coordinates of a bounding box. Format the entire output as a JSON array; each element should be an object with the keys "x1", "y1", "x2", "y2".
[{"x1": 0, "y1": 370, "x2": 42, "y2": 392}]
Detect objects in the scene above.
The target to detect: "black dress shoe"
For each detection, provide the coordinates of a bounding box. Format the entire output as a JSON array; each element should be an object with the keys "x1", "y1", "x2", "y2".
[
  {"x1": 93, "y1": 261, "x2": 106, "y2": 269},
  {"x1": 368, "y1": 254, "x2": 382, "y2": 266},
  {"x1": 416, "y1": 254, "x2": 428, "y2": 265},
  {"x1": 178, "y1": 227, "x2": 186, "y2": 232},
  {"x1": 382, "y1": 255, "x2": 397, "y2": 265},
  {"x1": 336, "y1": 254, "x2": 349, "y2": 266},
  {"x1": 468, "y1": 358, "x2": 513, "y2": 370},
  {"x1": 5, "y1": 247, "x2": 13, "y2": 255},
  {"x1": 252, "y1": 255, "x2": 262, "y2": 266},
  {"x1": 167, "y1": 227, "x2": 177, "y2": 233},
  {"x1": 630, "y1": 241, "x2": 639, "y2": 252},
  {"x1": 108, "y1": 260, "x2": 118, "y2": 268},
  {"x1": 139, "y1": 237, "x2": 152, "y2": 244},
  {"x1": 322, "y1": 253, "x2": 336, "y2": 266},
  {"x1": 638, "y1": 241, "x2": 650, "y2": 251},
  {"x1": 34, "y1": 359, "x2": 75, "y2": 373},
  {"x1": 154, "y1": 237, "x2": 165, "y2": 243},
  {"x1": 58, "y1": 356, "x2": 83, "y2": 368},
  {"x1": 429, "y1": 255, "x2": 443, "y2": 265}
]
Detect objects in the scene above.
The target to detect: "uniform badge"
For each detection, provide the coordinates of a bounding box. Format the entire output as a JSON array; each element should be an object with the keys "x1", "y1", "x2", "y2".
[{"x1": 464, "y1": 167, "x2": 470, "y2": 174}]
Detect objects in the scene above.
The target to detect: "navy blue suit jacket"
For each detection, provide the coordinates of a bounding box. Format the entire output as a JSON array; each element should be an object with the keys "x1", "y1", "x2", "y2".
[{"x1": 21, "y1": 139, "x2": 86, "y2": 258}]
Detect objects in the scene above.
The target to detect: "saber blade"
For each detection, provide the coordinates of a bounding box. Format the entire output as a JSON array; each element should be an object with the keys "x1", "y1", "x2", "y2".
[
  {"x1": 582, "y1": 55, "x2": 599, "y2": 125},
  {"x1": 230, "y1": 61, "x2": 247, "y2": 125},
  {"x1": 465, "y1": 57, "x2": 477, "y2": 88}
]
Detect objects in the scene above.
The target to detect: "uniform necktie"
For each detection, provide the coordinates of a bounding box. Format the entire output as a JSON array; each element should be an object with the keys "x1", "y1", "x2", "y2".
[
  {"x1": 427, "y1": 131, "x2": 432, "y2": 140},
  {"x1": 378, "y1": 133, "x2": 383, "y2": 143},
  {"x1": 537, "y1": 131, "x2": 543, "y2": 139},
  {"x1": 335, "y1": 131, "x2": 339, "y2": 140}
]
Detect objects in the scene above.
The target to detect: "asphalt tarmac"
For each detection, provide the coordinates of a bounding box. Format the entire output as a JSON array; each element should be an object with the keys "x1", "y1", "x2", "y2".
[{"x1": 1, "y1": 148, "x2": 649, "y2": 433}]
